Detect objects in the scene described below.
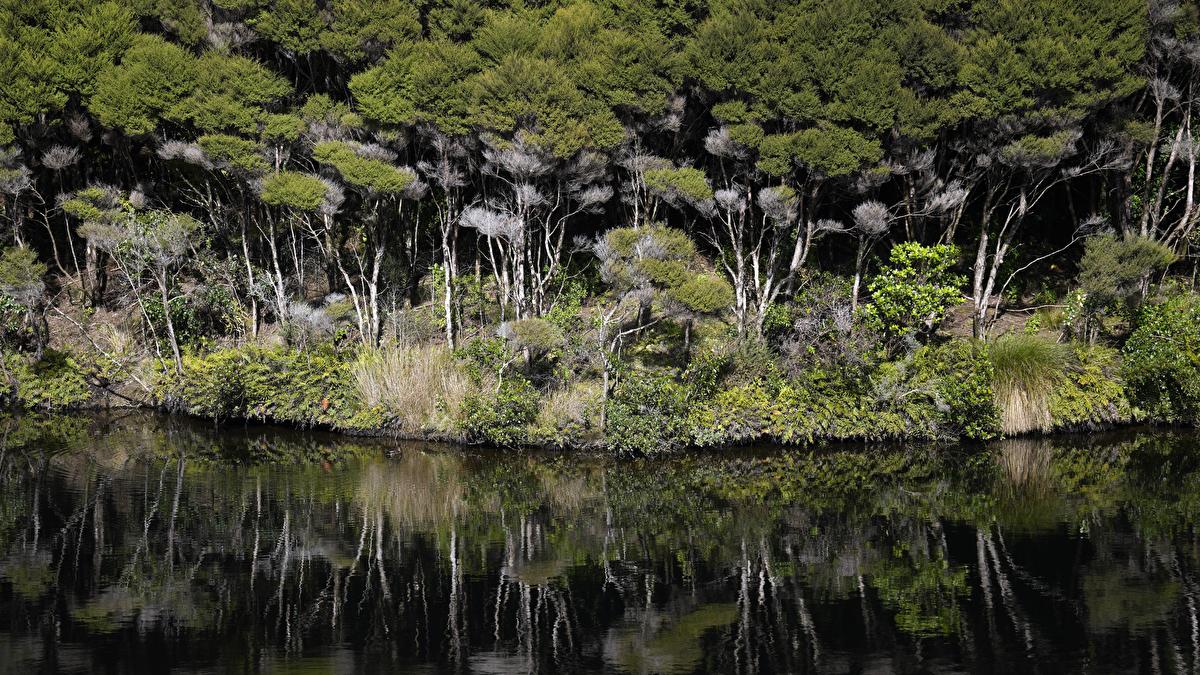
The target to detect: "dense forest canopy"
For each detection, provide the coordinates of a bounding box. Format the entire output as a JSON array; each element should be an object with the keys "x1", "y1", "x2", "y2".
[{"x1": 0, "y1": 0, "x2": 1199, "y2": 448}]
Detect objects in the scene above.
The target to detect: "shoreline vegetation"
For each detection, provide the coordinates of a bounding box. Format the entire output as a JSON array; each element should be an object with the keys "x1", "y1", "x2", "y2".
[
  {"x1": 0, "y1": 322, "x2": 1172, "y2": 452},
  {"x1": 1, "y1": 1, "x2": 1199, "y2": 454}
]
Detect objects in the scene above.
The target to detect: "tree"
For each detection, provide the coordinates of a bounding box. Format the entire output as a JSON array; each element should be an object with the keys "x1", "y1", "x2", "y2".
[
  {"x1": 0, "y1": 246, "x2": 48, "y2": 356},
  {"x1": 592, "y1": 226, "x2": 731, "y2": 422},
  {"x1": 80, "y1": 207, "x2": 201, "y2": 373}
]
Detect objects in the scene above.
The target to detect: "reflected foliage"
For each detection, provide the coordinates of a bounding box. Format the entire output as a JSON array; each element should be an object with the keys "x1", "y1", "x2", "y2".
[{"x1": 0, "y1": 415, "x2": 1198, "y2": 672}]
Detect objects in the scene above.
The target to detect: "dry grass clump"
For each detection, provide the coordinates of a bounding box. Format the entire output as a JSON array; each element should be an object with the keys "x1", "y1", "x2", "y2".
[
  {"x1": 533, "y1": 381, "x2": 602, "y2": 444},
  {"x1": 353, "y1": 345, "x2": 471, "y2": 433},
  {"x1": 990, "y1": 334, "x2": 1072, "y2": 435}
]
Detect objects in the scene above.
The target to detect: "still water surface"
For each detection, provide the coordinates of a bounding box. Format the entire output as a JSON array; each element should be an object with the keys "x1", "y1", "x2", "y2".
[{"x1": 0, "y1": 413, "x2": 1198, "y2": 673}]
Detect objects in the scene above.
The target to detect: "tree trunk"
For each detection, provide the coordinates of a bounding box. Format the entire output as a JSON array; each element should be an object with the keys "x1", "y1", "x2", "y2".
[{"x1": 158, "y1": 271, "x2": 183, "y2": 374}]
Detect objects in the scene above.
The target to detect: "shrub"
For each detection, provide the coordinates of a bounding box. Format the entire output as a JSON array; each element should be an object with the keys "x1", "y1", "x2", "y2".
[
  {"x1": 605, "y1": 372, "x2": 690, "y2": 454},
  {"x1": 920, "y1": 340, "x2": 999, "y2": 441},
  {"x1": 863, "y1": 243, "x2": 964, "y2": 340},
  {"x1": 459, "y1": 377, "x2": 539, "y2": 446},
  {"x1": 781, "y1": 273, "x2": 882, "y2": 377},
  {"x1": 3, "y1": 350, "x2": 92, "y2": 410},
  {"x1": 990, "y1": 334, "x2": 1072, "y2": 435},
  {"x1": 160, "y1": 345, "x2": 357, "y2": 427},
  {"x1": 688, "y1": 340, "x2": 997, "y2": 445},
  {"x1": 1049, "y1": 344, "x2": 1133, "y2": 429},
  {"x1": 352, "y1": 345, "x2": 470, "y2": 434},
  {"x1": 1123, "y1": 295, "x2": 1200, "y2": 423},
  {"x1": 1073, "y1": 235, "x2": 1175, "y2": 339}
]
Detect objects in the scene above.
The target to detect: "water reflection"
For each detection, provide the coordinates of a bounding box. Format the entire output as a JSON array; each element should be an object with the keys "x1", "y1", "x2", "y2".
[{"x1": 0, "y1": 414, "x2": 1198, "y2": 673}]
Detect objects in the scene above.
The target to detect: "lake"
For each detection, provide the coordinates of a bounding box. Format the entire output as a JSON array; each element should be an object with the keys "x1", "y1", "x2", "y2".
[{"x1": 0, "y1": 413, "x2": 1196, "y2": 673}]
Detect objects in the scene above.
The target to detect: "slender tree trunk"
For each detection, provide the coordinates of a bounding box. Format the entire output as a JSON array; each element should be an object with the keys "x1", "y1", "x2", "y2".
[{"x1": 157, "y1": 270, "x2": 183, "y2": 374}]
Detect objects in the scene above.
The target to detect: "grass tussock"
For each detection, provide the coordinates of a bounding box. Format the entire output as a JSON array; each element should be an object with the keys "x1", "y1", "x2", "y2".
[
  {"x1": 532, "y1": 381, "x2": 602, "y2": 446},
  {"x1": 990, "y1": 334, "x2": 1073, "y2": 435},
  {"x1": 353, "y1": 345, "x2": 471, "y2": 434}
]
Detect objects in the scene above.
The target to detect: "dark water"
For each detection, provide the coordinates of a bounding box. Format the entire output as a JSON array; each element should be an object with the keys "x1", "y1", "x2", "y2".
[{"x1": 0, "y1": 414, "x2": 1198, "y2": 673}]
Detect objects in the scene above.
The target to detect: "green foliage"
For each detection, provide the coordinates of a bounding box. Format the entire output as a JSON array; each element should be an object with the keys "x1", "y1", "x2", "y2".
[
  {"x1": 925, "y1": 340, "x2": 999, "y2": 441},
  {"x1": 322, "y1": 0, "x2": 421, "y2": 62},
  {"x1": 505, "y1": 318, "x2": 564, "y2": 356},
  {"x1": 606, "y1": 373, "x2": 690, "y2": 454},
  {"x1": 259, "y1": 171, "x2": 327, "y2": 210},
  {"x1": 459, "y1": 378, "x2": 539, "y2": 447},
  {"x1": 644, "y1": 166, "x2": 713, "y2": 205},
  {"x1": 350, "y1": 40, "x2": 481, "y2": 133},
  {"x1": 471, "y1": 54, "x2": 625, "y2": 157},
  {"x1": 669, "y1": 274, "x2": 733, "y2": 314},
  {"x1": 3, "y1": 350, "x2": 91, "y2": 410},
  {"x1": 1049, "y1": 344, "x2": 1134, "y2": 429},
  {"x1": 689, "y1": 339, "x2": 997, "y2": 445},
  {"x1": 1123, "y1": 295, "x2": 1200, "y2": 423},
  {"x1": 1074, "y1": 235, "x2": 1176, "y2": 334},
  {"x1": 197, "y1": 134, "x2": 267, "y2": 174},
  {"x1": 990, "y1": 335, "x2": 1069, "y2": 397},
  {"x1": 0, "y1": 246, "x2": 46, "y2": 304},
  {"x1": 863, "y1": 243, "x2": 964, "y2": 339},
  {"x1": 176, "y1": 53, "x2": 291, "y2": 133},
  {"x1": 313, "y1": 141, "x2": 414, "y2": 193},
  {"x1": 160, "y1": 345, "x2": 357, "y2": 427},
  {"x1": 90, "y1": 34, "x2": 196, "y2": 135}
]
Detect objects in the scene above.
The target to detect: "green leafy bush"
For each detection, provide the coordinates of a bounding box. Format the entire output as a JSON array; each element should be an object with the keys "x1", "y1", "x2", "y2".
[
  {"x1": 159, "y1": 345, "x2": 357, "y2": 427},
  {"x1": 1049, "y1": 344, "x2": 1134, "y2": 429},
  {"x1": 3, "y1": 350, "x2": 92, "y2": 410},
  {"x1": 922, "y1": 340, "x2": 999, "y2": 441},
  {"x1": 605, "y1": 373, "x2": 690, "y2": 454},
  {"x1": 1123, "y1": 295, "x2": 1200, "y2": 423},
  {"x1": 863, "y1": 243, "x2": 964, "y2": 340},
  {"x1": 459, "y1": 377, "x2": 539, "y2": 446},
  {"x1": 688, "y1": 339, "x2": 997, "y2": 445}
]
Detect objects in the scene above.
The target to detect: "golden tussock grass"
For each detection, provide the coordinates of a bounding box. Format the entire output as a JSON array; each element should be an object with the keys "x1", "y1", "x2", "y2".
[
  {"x1": 352, "y1": 345, "x2": 471, "y2": 434},
  {"x1": 990, "y1": 334, "x2": 1072, "y2": 435}
]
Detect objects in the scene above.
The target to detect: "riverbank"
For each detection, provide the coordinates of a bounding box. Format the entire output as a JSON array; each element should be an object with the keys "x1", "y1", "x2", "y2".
[{"x1": 0, "y1": 328, "x2": 1164, "y2": 453}]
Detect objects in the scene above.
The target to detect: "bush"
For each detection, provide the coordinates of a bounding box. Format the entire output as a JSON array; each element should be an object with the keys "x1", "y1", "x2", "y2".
[
  {"x1": 459, "y1": 377, "x2": 539, "y2": 446},
  {"x1": 1073, "y1": 235, "x2": 1175, "y2": 339},
  {"x1": 159, "y1": 344, "x2": 357, "y2": 427},
  {"x1": 921, "y1": 340, "x2": 999, "y2": 441},
  {"x1": 1049, "y1": 344, "x2": 1133, "y2": 429},
  {"x1": 781, "y1": 273, "x2": 882, "y2": 378},
  {"x1": 605, "y1": 372, "x2": 690, "y2": 454},
  {"x1": 863, "y1": 243, "x2": 964, "y2": 341},
  {"x1": 1123, "y1": 295, "x2": 1200, "y2": 423},
  {"x1": 2, "y1": 350, "x2": 92, "y2": 410},
  {"x1": 688, "y1": 339, "x2": 997, "y2": 445}
]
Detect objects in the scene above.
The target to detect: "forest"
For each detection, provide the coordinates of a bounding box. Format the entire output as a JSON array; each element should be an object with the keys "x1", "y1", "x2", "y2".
[{"x1": 0, "y1": 0, "x2": 1198, "y2": 451}]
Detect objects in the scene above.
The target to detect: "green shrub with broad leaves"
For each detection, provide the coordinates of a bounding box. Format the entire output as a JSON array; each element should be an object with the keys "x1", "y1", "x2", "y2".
[
  {"x1": 1123, "y1": 295, "x2": 1200, "y2": 423},
  {"x1": 459, "y1": 377, "x2": 539, "y2": 446},
  {"x1": 605, "y1": 372, "x2": 691, "y2": 454}
]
